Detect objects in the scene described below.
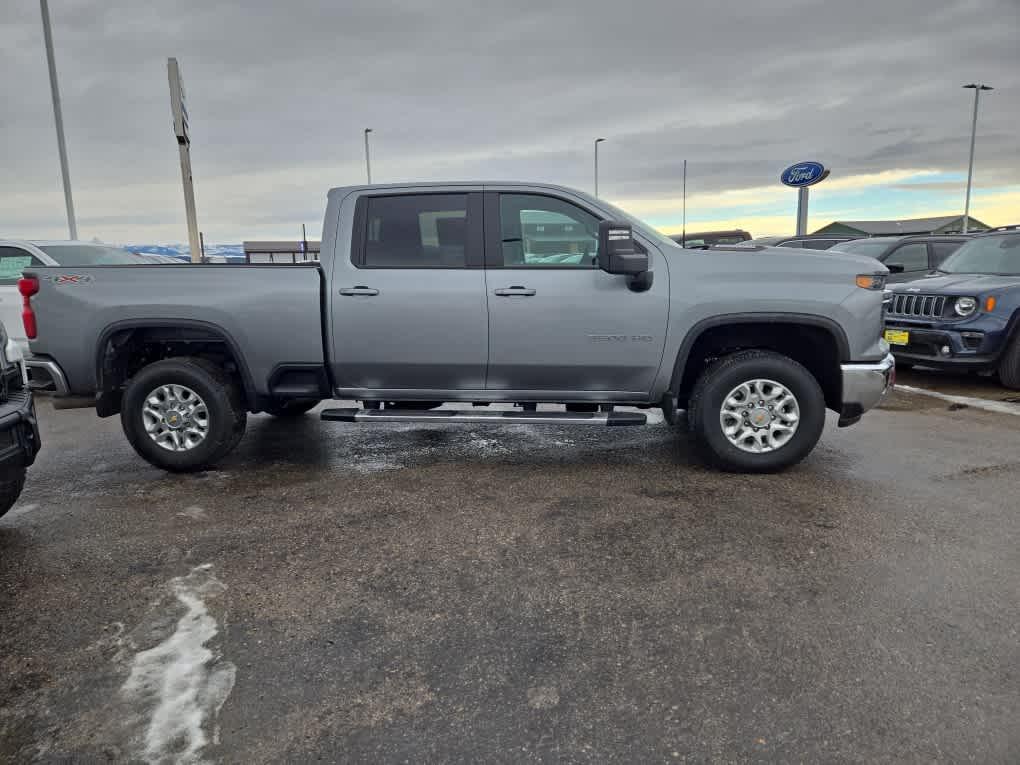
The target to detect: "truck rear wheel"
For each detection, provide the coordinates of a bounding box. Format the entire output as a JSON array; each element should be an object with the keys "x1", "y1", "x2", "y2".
[
  {"x1": 997, "y1": 335, "x2": 1020, "y2": 390},
  {"x1": 121, "y1": 357, "x2": 247, "y2": 472},
  {"x1": 687, "y1": 350, "x2": 825, "y2": 473}
]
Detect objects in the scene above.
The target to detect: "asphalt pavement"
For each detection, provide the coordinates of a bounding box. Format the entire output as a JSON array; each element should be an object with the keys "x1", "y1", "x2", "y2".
[{"x1": 1, "y1": 380, "x2": 1018, "y2": 763}]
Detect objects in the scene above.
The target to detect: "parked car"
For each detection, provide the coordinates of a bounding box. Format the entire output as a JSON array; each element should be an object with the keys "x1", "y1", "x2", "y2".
[
  {"x1": 829, "y1": 235, "x2": 968, "y2": 283},
  {"x1": 743, "y1": 235, "x2": 859, "y2": 250},
  {"x1": 0, "y1": 320, "x2": 41, "y2": 517},
  {"x1": 23, "y1": 182, "x2": 892, "y2": 474},
  {"x1": 884, "y1": 229, "x2": 1020, "y2": 387},
  {"x1": 669, "y1": 229, "x2": 751, "y2": 248},
  {"x1": 0, "y1": 240, "x2": 149, "y2": 354}
]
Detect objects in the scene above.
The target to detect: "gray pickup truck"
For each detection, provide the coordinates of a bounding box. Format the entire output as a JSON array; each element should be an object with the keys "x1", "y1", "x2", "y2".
[{"x1": 22, "y1": 182, "x2": 893, "y2": 473}]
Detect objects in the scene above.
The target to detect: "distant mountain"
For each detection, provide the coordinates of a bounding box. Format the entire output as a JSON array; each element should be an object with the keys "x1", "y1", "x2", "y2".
[{"x1": 125, "y1": 244, "x2": 247, "y2": 261}]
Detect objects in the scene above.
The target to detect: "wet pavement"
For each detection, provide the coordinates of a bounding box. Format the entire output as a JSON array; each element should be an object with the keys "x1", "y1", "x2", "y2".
[{"x1": 2, "y1": 381, "x2": 1019, "y2": 763}]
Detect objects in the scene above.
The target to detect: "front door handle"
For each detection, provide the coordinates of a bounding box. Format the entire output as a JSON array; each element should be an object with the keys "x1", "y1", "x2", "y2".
[
  {"x1": 339, "y1": 286, "x2": 379, "y2": 296},
  {"x1": 493, "y1": 286, "x2": 536, "y2": 297}
]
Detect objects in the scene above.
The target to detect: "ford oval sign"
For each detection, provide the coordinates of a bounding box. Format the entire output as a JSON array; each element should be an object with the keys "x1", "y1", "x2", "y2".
[{"x1": 780, "y1": 161, "x2": 829, "y2": 187}]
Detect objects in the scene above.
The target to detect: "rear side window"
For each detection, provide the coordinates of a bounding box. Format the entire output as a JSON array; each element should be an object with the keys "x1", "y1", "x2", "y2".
[
  {"x1": 361, "y1": 194, "x2": 469, "y2": 268},
  {"x1": 0, "y1": 247, "x2": 44, "y2": 285},
  {"x1": 776, "y1": 240, "x2": 803, "y2": 248},
  {"x1": 931, "y1": 241, "x2": 964, "y2": 265}
]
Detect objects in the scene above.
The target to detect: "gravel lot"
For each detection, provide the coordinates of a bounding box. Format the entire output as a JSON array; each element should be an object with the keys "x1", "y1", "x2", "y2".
[{"x1": 2, "y1": 378, "x2": 1019, "y2": 763}]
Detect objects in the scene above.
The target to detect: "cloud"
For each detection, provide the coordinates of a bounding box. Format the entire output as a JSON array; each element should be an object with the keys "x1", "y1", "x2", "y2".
[{"x1": 1, "y1": 0, "x2": 1017, "y2": 242}]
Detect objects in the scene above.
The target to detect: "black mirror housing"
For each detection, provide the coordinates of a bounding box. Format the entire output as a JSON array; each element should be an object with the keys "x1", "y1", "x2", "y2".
[
  {"x1": 886, "y1": 264, "x2": 905, "y2": 274},
  {"x1": 598, "y1": 221, "x2": 648, "y2": 275}
]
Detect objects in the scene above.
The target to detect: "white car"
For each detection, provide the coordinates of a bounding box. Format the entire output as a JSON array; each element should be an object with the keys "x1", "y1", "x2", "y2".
[{"x1": 0, "y1": 240, "x2": 149, "y2": 354}]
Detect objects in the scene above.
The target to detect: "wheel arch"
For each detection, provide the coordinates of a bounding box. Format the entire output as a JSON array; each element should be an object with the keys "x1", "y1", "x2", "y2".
[
  {"x1": 94, "y1": 319, "x2": 257, "y2": 416},
  {"x1": 669, "y1": 313, "x2": 850, "y2": 412}
]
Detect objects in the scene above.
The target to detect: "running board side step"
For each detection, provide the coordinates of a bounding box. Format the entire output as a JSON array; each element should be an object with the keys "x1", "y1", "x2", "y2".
[{"x1": 321, "y1": 408, "x2": 647, "y2": 426}]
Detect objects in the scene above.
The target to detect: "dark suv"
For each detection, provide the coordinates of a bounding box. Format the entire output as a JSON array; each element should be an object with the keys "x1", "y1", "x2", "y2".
[
  {"x1": 830, "y1": 235, "x2": 968, "y2": 283},
  {"x1": 883, "y1": 230, "x2": 1020, "y2": 388}
]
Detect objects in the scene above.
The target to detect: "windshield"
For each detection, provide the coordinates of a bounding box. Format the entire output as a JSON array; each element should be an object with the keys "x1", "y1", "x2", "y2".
[
  {"x1": 38, "y1": 244, "x2": 149, "y2": 266},
  {"x1": 830, "y1": 239, "x2": 894, "y2": 256},
  {"x1": 938, "y1": 234, "x2": 1020, "y2": 275}
]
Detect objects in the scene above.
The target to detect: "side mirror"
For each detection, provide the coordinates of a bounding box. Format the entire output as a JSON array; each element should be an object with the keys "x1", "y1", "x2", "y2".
[
  {"x1": 598, "y1": 221, "x2": 648, "y2": 275},
  {"x1": 886, "y1": 264, "x2": 905, "y2": 274}
]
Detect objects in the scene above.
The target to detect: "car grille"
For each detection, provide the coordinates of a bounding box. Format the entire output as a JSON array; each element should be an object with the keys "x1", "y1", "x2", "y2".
[{"x1": 889, "y1": 293, "x2": 946, "y2": 319}]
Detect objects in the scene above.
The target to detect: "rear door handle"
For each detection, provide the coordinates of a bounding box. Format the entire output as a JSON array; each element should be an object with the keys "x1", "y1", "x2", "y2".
[
  {"x1": 493, "y1": 287, "x2": 536, "y2": 297},
  {"x1": 339, "y1": 286, "x2": 379, "y2": 296}
]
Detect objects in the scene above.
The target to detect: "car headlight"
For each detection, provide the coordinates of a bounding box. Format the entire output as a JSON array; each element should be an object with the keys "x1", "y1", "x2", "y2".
[{"x1": 954, "y1": 296, "x2": 977, "y2": 317}]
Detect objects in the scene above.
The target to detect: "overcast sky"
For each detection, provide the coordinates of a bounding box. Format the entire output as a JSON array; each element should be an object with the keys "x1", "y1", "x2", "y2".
[{"x1": 1, "y1": 0, "x2": 1018, "y2": 244}]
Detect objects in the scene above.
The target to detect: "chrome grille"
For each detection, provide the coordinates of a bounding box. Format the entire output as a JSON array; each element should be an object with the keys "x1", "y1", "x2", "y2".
[{"x1": 889, "y1": 293, "x2": 946, "y2": 318}]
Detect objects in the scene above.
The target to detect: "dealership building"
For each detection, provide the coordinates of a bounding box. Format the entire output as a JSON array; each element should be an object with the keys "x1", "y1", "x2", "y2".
[{"x1": 813, "y1": 215, "x2": 990, "y2": 237}]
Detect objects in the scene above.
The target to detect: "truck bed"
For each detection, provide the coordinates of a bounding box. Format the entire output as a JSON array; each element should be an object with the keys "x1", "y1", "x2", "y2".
[{"x1": 23, "y1": 264, "x2": 325, "y2": 399}]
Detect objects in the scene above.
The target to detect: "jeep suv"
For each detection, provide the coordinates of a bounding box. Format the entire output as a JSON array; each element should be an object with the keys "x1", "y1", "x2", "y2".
[{"x1": 884, "y1": 230, "x2": 1020, "y2": 387}]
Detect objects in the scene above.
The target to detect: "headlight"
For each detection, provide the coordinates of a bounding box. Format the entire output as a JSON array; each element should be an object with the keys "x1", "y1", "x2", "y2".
[{"x1": 954, "y1": 296, "x2": 977, "y2": 317}]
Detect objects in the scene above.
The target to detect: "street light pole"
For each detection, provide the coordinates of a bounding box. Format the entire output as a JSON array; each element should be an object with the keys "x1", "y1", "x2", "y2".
[
  {"x1": 962, "y1": 83, "x2": 993, "y2": 234},
  {"x1": 594, "y1": 138, "x2": 606, "y2": 197},
  {"x1": 40, "y1": 0, "x2": 77, "y2": 240},
  {"x1": 364, "y1": 128, "x2": 373, "y2": 184}
]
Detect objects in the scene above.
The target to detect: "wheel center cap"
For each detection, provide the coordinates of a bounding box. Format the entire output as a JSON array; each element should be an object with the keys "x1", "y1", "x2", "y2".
[
  {"x1": 749, "y1": 408, "x2": 770, "y2": 427},
  {"x1": 166, "y1": 411, "x2": 184, "y2": 428}
]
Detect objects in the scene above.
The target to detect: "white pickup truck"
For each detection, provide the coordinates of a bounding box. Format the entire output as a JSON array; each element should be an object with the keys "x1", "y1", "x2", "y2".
[{"x1": 22, "y1": 182, "x2": 894, "y2": 473}]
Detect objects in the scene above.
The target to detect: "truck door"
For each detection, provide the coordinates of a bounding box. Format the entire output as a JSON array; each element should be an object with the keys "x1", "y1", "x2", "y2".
[
  {"x1": 483, "y1": 192, "x2": 669, "y2": 395},
  {"x1": 330, "y1": 192, "x2": 488, "y2": 392}
]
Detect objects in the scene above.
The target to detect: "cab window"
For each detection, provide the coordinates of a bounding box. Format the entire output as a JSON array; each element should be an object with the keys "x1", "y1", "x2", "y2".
[{"x1": 498, "y1": 194, "x2": 599, "y2": 267}]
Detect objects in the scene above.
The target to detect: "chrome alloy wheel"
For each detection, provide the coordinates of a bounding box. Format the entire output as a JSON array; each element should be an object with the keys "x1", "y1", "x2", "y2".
[
  {"x1": 142, "y1": 384, "x2": 210, "y2": 452},
  {"x1": 719, "y1": 378, "x2": 800, "y2": 453}
]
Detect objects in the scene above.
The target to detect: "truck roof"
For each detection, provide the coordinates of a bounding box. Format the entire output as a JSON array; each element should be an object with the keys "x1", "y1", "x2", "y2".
[{"x1": 327, "y1": 181, "x2": 588, "y2": 200}]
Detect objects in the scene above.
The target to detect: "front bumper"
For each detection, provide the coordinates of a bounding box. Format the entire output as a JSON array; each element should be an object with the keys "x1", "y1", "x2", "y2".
[
  {"x1": 838, "y1": 353, "x2": 895, "y2": 427},
  {"x1": 0, "y1": 389, "x2": 41, "y2": 470}
]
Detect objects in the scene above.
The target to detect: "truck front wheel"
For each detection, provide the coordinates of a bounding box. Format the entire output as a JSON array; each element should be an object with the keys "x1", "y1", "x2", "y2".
[
  {"x1": 687, "y1": 350, "x2": 826, "y2": 473},
  {"x1": 121, "y1": 357, "x2": 247, "y2": 472}
]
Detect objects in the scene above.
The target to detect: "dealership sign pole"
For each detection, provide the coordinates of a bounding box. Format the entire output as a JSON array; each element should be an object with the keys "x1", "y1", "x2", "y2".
[
  {"x1": 780, "y1": 161, "x2": 829, "y2": 236},
  {"x1": 168, "y1": 58, "x2": 202, "y2": 263}
]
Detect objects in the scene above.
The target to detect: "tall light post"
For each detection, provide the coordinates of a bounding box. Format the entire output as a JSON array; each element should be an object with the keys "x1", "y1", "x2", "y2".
[
  {"x1": 40, "y1": 0, "x2": 77, "y2": 240},
  {"x1": 594, "y1": 138, "x2": 606, "y2": 197},
  {"x1": 364, "y1": 128, "x2": 373, "y2": 184},
  {"x1": 962, "y1": 83, "x2": 993, "y2": 234}
]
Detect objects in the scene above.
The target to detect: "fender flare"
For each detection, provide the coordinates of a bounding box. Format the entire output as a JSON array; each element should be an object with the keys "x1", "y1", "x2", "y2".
[{"x1": 668, "y1": 312, "x2": 852, "y2": 393}]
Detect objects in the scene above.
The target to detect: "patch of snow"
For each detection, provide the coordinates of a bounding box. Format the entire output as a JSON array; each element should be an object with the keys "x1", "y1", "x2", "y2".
[{"x1": 121, "y1": 564, "x2": 236, "y2": 765}]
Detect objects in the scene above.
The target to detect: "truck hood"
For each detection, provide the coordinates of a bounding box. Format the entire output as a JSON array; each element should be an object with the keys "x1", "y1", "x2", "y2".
[
  {"x1": 892, "y1": 273, "x2": 1020, "y2": 295},
  {"x1": 669, "y1": 243, "x2": 885, "y2": 273}
]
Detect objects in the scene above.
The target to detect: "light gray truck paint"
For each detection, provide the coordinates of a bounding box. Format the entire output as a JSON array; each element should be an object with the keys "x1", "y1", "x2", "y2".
[{"x1": 25, "y1": 182, "x2": 890, "y2": 415}]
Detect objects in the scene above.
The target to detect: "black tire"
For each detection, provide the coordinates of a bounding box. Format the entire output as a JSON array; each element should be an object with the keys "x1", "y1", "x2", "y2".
[
  {"x1": 687, "y1": 350, "x2": 826, "y2": 473},
  {"x1": 997, "y1": 334, "x2": 1020, "y2": 390},
  {"x1": 121, "y1": 357, "x2": 247, "y2": 472},
  {"x1": 0, "y1": 467, "x2": 27, "y2": 518},
  {"x1": 263, "y1": 398, "x2": 320, "y2": 417}
]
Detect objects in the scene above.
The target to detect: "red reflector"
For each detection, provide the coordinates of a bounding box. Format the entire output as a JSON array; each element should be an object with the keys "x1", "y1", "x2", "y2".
[{"x1": 18, "y1": 277, "x2": 39, "y2": 297}]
